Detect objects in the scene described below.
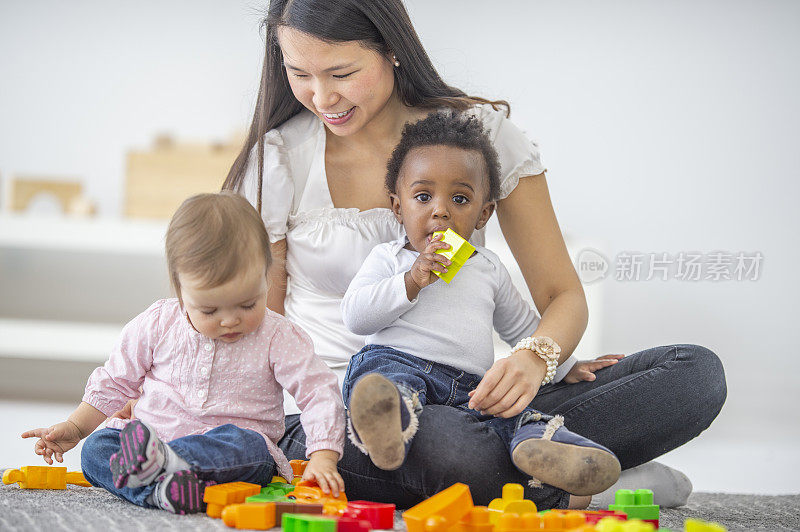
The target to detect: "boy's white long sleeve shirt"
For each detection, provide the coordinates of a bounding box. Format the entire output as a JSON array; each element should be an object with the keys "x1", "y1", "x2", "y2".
[{"x1": 341, "y1": 238, "x2": 576, "y2": 380}]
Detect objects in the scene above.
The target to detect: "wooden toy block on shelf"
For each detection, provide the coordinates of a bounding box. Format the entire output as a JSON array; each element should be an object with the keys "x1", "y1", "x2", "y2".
[
  {"x1": 8, "y1": 177, "x2": 95, "y2": 216},
  {"x1": 2, "y1": 466, "x2": 91, "y2": 489},
  {"x1": 203, "y1": 481, "x2": 262, "y2": 518}
]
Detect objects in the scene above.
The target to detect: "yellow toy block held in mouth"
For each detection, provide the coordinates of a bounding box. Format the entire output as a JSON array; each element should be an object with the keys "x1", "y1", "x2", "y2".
[{"x1": 432, "y1": 228, "x2": 476, "y2": 284}]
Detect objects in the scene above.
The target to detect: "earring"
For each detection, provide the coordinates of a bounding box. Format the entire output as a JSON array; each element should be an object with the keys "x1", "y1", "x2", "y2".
[{"x1": 393, "y1": 55, "x2": 400, "y2": 67}]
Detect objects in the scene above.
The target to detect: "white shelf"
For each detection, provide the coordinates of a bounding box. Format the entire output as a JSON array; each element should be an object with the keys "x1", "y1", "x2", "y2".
[
  {"x1": 0, "y1": 319, "x2": 118, "y2": 363},
  {"x1": 0, "y1": 213, "x2": 167, "y2": 255}
]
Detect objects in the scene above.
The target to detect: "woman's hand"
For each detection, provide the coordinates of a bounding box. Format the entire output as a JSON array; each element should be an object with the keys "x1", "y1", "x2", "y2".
[
  {"x1": 468, "y1": 349, "x2": 547, "y2": 418},
  {"x1": 110, "y1": 399, "x2": 137, "y2": 420},
  {"x1": 21, "y1": 421, "x2": 83, "y2": 465},
  {"x1": 404, "y1": 234, "x2": 451, "y2": 300},
  {"x1": 302, "y1": 450, "x2": 344, "y2": 497},
  {"x1": 563, "y1": 354, "x2": 624, "y2": 383}
]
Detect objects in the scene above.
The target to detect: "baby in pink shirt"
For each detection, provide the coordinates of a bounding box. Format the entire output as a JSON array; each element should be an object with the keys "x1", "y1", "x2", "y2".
[{"x1": 22, "y1": 192, "x2": 346, "y2": 514}]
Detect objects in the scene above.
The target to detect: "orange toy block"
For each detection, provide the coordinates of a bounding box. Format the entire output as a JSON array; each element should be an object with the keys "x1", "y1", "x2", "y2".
[
  {"x1": 403, "y1": 483, "x2": 474, "y2": 532},
  {"x1": 495, "y1": 511, "x2": 586, "y2": 532},
  {"x1": 288, "y1": 480, "x2": 349, "y2": 515},
  {"x1": 487, "y1": 484, "x2": 537, "y2": 523},
  {"x1": 203, "y1": 481, "x2": 262, "y2": 518},
  {"x1": 2, "y1": 466, "x2": 90, "y2": 489},
  {"x1": 453, "y1": 507, "x2": 495, "y2": 532},
  {"x1": 222, "y1": 502, "x2": 276, "y2": 530}
]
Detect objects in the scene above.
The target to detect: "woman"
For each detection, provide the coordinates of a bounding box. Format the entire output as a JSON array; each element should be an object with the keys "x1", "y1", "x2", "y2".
[{"x1": 222, "y1": 0, "x2": 727, "y2": 509}]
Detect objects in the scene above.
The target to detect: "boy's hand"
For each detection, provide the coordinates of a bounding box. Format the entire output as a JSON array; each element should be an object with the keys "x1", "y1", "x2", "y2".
[
  {"x1": 21, "y1": 421, "x2": 83, "y2": 465},
  {"x1": 563, "y1": 354, "x2": 624, "y2": 383},
  {"x1": 110, "y1": 399, "x2": 137, "y2": 420},
  {"x1": 302, "y1": 450, "x2": 344, "y2": 497},
  {"x1": 405, "y1": 233, "x2": 451, "y2": 300}
]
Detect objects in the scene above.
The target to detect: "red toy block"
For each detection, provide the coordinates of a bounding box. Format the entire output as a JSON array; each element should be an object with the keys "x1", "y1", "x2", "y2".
[
  {"x1": 336, "y1": 516, "x2": 373, "y2": 532},
  {"x1": 344, "y1": 501, "x2": 396, "y2": 529}
]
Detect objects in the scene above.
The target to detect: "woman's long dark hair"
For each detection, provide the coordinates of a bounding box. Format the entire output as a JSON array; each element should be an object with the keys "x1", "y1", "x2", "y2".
[{"x1": 223, "y1": 0, "x2": 509, "y2": 213}]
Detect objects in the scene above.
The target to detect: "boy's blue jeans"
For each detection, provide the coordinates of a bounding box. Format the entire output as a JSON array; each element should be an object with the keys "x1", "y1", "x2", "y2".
[
  {"x1": 81, "y1": 423, "x2": 276, "y2": 508},
  {"x1": 342, "y1": 345, "x2": 555, "y2": 448}
]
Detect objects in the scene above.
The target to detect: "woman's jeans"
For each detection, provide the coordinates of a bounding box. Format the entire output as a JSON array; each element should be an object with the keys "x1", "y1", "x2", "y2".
[
  {"x1": 279, "y1": 344, "x2": 726, "y2": 510},
  {"x1": 341, "y1": 345, "x2": 555, "y2": 449},
  {"x1": 82, "y1": 424, "x2": 277, "y2": 507}
]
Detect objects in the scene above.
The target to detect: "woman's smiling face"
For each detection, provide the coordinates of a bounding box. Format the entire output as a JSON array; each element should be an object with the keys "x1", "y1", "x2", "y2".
[{"x1": 278, "y1": 27, "x2": 397, "y2": 136}]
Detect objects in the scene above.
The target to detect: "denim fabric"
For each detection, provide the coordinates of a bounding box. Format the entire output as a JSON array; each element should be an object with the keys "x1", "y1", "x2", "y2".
[
  {"x1": 279, "y1": 343, "x2": 725, "y2": 510},
  {"x1": 342, "y1": 345, "x2": 552, "y2": 448},
  {"x1": 82, "y1": 423, "x2": 276, "y2": 507}
]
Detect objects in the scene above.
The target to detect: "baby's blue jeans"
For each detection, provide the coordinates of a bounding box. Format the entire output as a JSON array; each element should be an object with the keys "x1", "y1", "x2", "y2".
[
  {"x1": 81, "y1": 423, "x2": 276, "y2": 507},
  {"x1": 342, "y1": 344, "x2": 555, "y2": 448}
]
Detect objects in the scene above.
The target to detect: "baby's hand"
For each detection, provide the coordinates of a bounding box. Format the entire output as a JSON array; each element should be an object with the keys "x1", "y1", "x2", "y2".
[
  {"x1": 563, "y1": 354, "x2": 624, "y2": 384},
  {"x1": 302, "y1": 450, "x2": 344, "y2": 497},
  {"x1": 21, "y1": 421, "x2": 83, "y2": 465},
  {"x1": 405, "y1": 233, "x2": 451, "y2": 296}
]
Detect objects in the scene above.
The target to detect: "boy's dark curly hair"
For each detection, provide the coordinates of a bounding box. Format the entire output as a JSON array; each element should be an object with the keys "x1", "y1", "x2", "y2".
[{"x1": 386, "y1": 111, "x2": 501, "y2": 201}]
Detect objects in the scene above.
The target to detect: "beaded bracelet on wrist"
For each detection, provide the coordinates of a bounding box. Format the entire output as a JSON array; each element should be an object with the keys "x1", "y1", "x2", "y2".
[{"x1": 509, "y1": 336, "x2": 561, "y2": 386}]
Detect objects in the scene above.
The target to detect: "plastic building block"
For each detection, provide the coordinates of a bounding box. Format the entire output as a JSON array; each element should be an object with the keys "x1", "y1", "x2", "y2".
[
  {"x1": 2, "y1": 466, "x2": 91, "y2": 489},
  {"x1": 547, "y1": 509, "x2": 627, "y2": 525},
  {"x1": 282, "y1": 513, "x2": 338, "y2": 532},
  {"x1": 273, "y1": 475, "x2": 290, "y2": 483},
  {"x1": 275, "y1": 501, "x2": 325, "y2": 522},
  {"x1": 608, "y1": 489, "x2": 659, "y2": 521},
  {"x1": 403, "y1": 483, "x2": 474, "y2": 532},
  {"x1": 684, "y1": 519, "x2": 726, "y2": 532},
  {"x1": 594, "y1": 517, "x2": 657, "y2": 532},
  {"x1": 222, "y1": 502, "x2": 277, "y2": 530},
  {"x1": 291, "y1": 459, "x2": 309, "y2": 477},
  {"x1": 452, "y1": 507, "x2": 495, "y2": 532},
  {"x1": 432, "y1": 228, "x2": 476, "y2": 283},
  {"x1": 336, "y1": 516, "x2": 373, "y2": 532},
  {"x1": 287, "y1": 480, "x2": 349, "y2": 515},
  {"x1": 487, "y1": 484, "x2": 537, "y2": 522},
  {"x1": 247, "y1": 482, "x2": 297, "y2": 503},
  {"x1": 494, "y1": 511, "x2": 586, "y2": 532},
  {"x1": 343, "y1": 501, "x2": 396, "y2": 529},
  {"x1": 203, "y1": 481, "x2": 262, "y2": 518}
]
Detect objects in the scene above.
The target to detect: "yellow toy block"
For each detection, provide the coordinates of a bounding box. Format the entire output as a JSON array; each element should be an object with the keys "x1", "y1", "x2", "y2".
[
  {"x1": 203, "y1": 481, "x2": 262, "y2": 518},
  {"x1": 222, "y1": 502, "x2": 276, "y2": 530},
  {"x1": 684, "y1": 518, "x2": 727, "y2": 532},
  {"x1": 272, "y1": 475, "x2": 289, "y2": 484},
  {"x1": 595, "y1": 517, "x2": 656, "y2": 532},
  {"x1": 2, "y1": 466, "x2": 91, "y2": 489},
  {"x1": 432, "y1": 229, "x2": 476, "y2": 283},
  {"x1": 494, "y1": 511, "x2": 585, "y2": 532},
  {"x1": 487, "y1": 484, "x2": 537, "y2": 523},
  {"x1": 403, "y1": 483, "x2": 474, "y2": 532},
  {"x1": 287, "y1": 480, "x2": 349, "y2": 516}
]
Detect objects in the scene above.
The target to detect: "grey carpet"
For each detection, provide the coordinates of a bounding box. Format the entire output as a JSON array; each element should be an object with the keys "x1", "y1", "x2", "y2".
[{"x1": 1, "y1": 475, "x2": 798, "y2": 531}]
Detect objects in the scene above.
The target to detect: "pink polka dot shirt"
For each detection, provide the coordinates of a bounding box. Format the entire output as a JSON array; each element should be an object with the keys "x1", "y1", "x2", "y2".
[{"x1": 82, "y1": 299, "x2": 345, "y2": 480}]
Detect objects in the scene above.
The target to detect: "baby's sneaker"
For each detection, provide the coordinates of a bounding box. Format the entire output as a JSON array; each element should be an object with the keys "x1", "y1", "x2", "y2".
[
  {"x1": 151, "y1": 470, "x2": 214, "y2": 514},
  {"x1": 347, "y1": 373, "x2": 419, "y2": 471},
  {"x1": 110, "y1": 419, "x2": 166, "y2": 488},
  {"x1": 510, "y1": 414, "x2": 621, "y2": 496}
]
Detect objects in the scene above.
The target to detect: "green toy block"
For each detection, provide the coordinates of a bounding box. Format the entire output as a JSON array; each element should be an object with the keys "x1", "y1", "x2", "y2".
[
  {"x1": 608, "y1": 489, "x2": 660, "y2": 520},
  {"x1": 281, "y1": 513, "x2": 337, "y2": 532},
  {"x1": 246, "y1": 482, "x2": 296, "y2": 503},
  {"x1": 432, "y1": 228, "x2": 476, "y2": 283}
]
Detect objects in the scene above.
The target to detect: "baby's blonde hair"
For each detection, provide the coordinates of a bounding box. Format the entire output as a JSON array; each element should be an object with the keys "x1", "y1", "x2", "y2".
[{"x1": 165, "y1": 191, "x2": 272, "y2": 303}]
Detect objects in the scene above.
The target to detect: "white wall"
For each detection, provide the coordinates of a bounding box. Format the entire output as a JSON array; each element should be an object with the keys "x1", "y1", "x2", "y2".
[{"x1": 2, "y1": 0, "x2": 799, "y2": 486}]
